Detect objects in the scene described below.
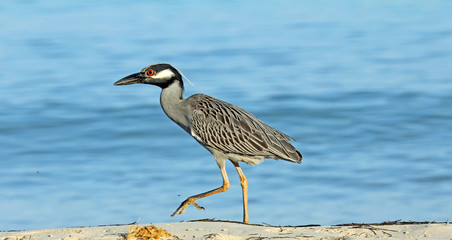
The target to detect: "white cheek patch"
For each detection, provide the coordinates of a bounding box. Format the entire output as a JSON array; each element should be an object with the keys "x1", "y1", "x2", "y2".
[{"x1": 154, "y1": 69, "x2": 175, "y2": 80}]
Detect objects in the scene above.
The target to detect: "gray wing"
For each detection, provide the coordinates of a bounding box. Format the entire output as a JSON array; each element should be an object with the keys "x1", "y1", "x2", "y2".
[{"x1": 188, "y1": 94, "x2": 302, "y2": 163}]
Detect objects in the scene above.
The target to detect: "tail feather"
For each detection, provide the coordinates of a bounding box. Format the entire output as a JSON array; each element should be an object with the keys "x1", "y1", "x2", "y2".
[{"x1": 295, "y1": 150, "x2": 303, "y2": 163}]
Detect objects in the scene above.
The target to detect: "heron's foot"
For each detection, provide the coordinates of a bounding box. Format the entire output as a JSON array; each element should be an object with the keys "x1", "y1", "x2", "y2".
[{"x1": 171, "y1": 197, "x2": 204, "y2": 216}]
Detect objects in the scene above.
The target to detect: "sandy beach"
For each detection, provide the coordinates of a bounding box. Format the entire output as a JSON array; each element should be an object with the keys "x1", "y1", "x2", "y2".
[{"x1": 1, "y1": 221, "x2": 451, "y2": 240}]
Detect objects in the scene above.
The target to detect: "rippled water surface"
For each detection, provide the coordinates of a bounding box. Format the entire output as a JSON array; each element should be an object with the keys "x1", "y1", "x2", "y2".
[{"x1": 1, "y1": 1, "x2": 452, "y2": 230}]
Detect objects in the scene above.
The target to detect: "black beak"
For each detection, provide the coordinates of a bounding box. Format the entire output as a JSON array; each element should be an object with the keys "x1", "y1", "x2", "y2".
[{"x1": 113, "y1": 73, "x2": 143, "y2": 86}]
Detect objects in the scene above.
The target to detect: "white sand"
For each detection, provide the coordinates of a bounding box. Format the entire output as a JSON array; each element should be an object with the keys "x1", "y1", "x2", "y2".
[{"x1": 1, "y1": 221, "x2": 451, "y2": 240}]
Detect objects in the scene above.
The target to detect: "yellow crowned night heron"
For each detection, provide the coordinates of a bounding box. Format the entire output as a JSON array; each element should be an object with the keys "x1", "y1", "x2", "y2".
[{"x1": 114, "y1": 63, "x2": 302, "y2": 224}]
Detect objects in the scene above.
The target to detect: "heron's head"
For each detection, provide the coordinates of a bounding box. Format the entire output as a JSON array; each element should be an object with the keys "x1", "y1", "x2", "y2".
[{"x1": 114, "y1": 63, "x2": 182, "y2": 88}]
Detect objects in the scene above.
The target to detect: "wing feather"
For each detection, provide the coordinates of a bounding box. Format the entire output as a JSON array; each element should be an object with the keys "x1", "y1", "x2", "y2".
[{"x1": 188, "y1": 94, "x2": 302, "y2": 163}]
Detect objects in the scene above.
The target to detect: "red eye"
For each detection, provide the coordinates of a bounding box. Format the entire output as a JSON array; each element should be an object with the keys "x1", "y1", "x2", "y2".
[{"x1": 147, "y1": 70, "x2": 155, "y2": 76}]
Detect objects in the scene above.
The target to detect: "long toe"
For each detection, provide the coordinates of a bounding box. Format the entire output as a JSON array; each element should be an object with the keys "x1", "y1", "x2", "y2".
[
  {"x1": 191, "y1": 201, "x2": 205, "y2": 210},
  {"x1": 171, "y1": 198, "x2": 204, "y2": 216},
  {"x1": 171, "y1": 201, "x2": 188, "y2": 216},
  {"x1": 171, "y1": 205, "x2": 186, "y2": 216}
]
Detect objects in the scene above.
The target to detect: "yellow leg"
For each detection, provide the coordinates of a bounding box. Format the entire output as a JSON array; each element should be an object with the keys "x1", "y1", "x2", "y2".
[
  {"x1": 232, "y1": 161, "x2": 249, "y2": 224},
  {"x1": 171, "y1": 165, "x2": 230, "y2": 216}
]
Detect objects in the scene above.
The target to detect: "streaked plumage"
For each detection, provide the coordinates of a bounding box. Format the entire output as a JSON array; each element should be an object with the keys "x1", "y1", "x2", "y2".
[
  {"x1": 114, "y1": 63, "x2": 302, "y2": 224},
  {"x1": 189, "y1": 94, "x2": 301, "y2": 165}
]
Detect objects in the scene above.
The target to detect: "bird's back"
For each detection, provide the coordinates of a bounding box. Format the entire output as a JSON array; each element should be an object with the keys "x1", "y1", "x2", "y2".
[{"x1": 186, "y1": 94, "x2": 302, "y2": 164}]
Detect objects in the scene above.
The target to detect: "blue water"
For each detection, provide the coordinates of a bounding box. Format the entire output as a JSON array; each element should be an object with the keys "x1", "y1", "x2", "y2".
[{"x1": 1, "y1": 1, "x2": 452, "y2": 231}]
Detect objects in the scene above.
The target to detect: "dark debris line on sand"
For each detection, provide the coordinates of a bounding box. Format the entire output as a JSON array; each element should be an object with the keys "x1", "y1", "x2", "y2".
[{"x1": 188, "y1": 218, "x2": 446, "y2": 228}]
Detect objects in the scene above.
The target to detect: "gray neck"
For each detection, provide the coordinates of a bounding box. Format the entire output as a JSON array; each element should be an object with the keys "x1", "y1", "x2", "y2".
[{"x1": 160, "y1": 81, "x2": 190, "y2": 132}]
